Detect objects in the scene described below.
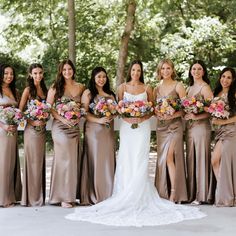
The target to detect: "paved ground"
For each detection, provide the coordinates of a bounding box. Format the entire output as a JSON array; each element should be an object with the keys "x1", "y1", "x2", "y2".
[{"x1": 1, "y1": 152, "x2": 236, "y2": 236}]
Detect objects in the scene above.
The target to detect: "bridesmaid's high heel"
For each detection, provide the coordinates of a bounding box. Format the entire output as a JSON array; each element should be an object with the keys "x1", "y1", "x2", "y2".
[
  {"x1": 190, "y1": 200, "x2": 200, "y2": 205},
  {"x1": 4, "y1": 203, "x2": 15, "y2": 208},
  {"x1": 61, "y1": 202, "x2": 73, "y2": 208}
]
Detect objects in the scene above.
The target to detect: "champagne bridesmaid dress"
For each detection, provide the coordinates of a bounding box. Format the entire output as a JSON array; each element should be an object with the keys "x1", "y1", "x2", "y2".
[
  {"x1": 186, "y1": 86, "x2": 211, "y2": 203},
  {"x1": 208, "y1": 98, "x2": 236, "y2": 206},
  {"x1": 0, "y1": 95, "x2": 22, "y2": 206},
  {"x1": 49, "y1": 94, "x2": 81, "y2": 204},
  {"x1": 79, "y1": 95, "x2": 115, "y2": 205},
  {"x1": 155, "y1": 84, "x2": 188, "y2": 202},
  {"x1": 21, "y1": 97, "x2": 46, "y2": 206}
]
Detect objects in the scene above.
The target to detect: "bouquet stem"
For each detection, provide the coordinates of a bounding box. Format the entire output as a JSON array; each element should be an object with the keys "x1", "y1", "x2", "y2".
[
  {"x1": 131, "y1": 123, "x2": 138, "y2": 129},
  {"x1": 7, "y1": 131, "x2": 16, "y2": 136},
  {"x1": 105, "y1": 123, "x2": 111, "y2": 129}
]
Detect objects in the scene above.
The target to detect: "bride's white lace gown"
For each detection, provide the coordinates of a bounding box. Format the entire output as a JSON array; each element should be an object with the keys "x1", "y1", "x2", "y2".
[{"x1": 66, "y1": 92, "x2": 206, "y2": 227}]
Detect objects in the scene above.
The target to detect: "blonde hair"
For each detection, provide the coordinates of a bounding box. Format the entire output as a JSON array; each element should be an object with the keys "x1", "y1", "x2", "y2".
[{"x1": 156, "y1": 59, "x2": 178, "y2": 80}]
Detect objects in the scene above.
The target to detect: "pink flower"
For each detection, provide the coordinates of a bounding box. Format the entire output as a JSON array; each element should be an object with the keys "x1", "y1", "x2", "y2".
[{"x1": 64, "y1": 111, "x2": 73, "y2": 119}]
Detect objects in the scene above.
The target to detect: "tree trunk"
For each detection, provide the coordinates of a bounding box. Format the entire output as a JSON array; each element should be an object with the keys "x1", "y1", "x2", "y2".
[
  {"x1": 116, "y1": 0, "x2": 136, "y2": 88},
  {"x1": 68, "y1": 0, "x2": 76, "y2": 65}
]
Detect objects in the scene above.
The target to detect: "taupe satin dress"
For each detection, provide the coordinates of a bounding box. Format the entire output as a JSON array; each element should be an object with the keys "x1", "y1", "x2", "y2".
[
  {"x1": 79, "y1": 96, "x2": 115, "y2": 205},
  {"x1": 21, "y1": 98, "x2": 46, "y2": 206},
  {"x1": 49, "y1": 95, "x2": 81, "y2": 204},
  {"x1": 0, "y1": 95, "x2": 22, "y2": 207},
  {"x1": 185, "y1": 89, "x2": 211, "y2": 202},
  {"x1": 208, "y1": 116, "x2": 236, "y2": 206},
  {"x1": 154, "y1": 85, "x2": 188, "y2": 202}
]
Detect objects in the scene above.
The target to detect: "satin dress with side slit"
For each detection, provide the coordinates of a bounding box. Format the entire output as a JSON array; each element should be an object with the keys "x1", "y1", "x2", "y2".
[
  {"x1": 208, "y1": 97, "x2": 236, "y2": 206},
  {"x1": 155, "y1": 84, "x2": 188, "y2": 202},
  {"x1": 185, "y1": 86, "x2": 211, "y2": 203}
]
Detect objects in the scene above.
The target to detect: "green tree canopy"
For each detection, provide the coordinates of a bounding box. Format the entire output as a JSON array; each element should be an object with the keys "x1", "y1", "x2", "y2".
[{"x1": 0, "y1": 0, "x2": 235, "y2": 89}]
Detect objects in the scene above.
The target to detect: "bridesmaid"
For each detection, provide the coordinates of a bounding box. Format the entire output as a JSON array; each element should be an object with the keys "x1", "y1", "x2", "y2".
[
  {"x1": 184, "y1": 60, "x2": 213, "y2": 204},
  {"x1": 19, "y1": 63, "x2": 48, "y2": 206},
  {"x1": 79, "y1": 67, "x2": 116, "y2": 205},
  {"x1": 0, "y1": 64, "x2": 22, "y2": 207},
  {"x1": 154, "y1": 59, "x2": 188, "y2": 203},
  {"x1": 47, "y1": 59, "x2": 85, "y2": 208},
  {"x1": 208, "y1": 67, "x2": 236, "y2": 206}
]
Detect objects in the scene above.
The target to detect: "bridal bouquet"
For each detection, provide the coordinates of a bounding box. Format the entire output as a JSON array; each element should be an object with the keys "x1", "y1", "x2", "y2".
[
  {"x1": 55, "y1": 97, "x2": 86, "y2": 127},
  {"x1": 181, "y1": 96, "x2": 206, "y2": 114},
  {"x1": 116, "y1": 99, "x2": 154, "y2": 129},
  {"x1": 155, "y1": 96, "x2": 181, "y2": 119},
  {"x1": 0, "y1": 106, "x2": 24, "y2": 136},
  {"x1": 207, "y1": 97, "x2": 230, "y2": 119},
  {"x1": 89, "y1": 96, "x2": 117, "y2": 128},
  {"x1": 24, "y1": 99, "x2": 51, "y2": 131}
]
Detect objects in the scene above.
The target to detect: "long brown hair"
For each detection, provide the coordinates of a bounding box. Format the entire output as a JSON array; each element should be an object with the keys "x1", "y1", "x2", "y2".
[
  {"x1": 214, "y1": 67, "x2": 236, "y2": 114},
  {"x1": 126, "y1": 60, "x2": 144, "y2": 83},
  {"x1": 27, "y1": 63, "x2": 48, "y2": 99},
  {"x1": 52, "y1": 59, "x2": 76, "y2": 100},
  {"x1": 188, "y1": 60, "x2": 210, "y2": 86},
  {"x1": 0, "y1": 64, "x2": 17, "y2": 100}
]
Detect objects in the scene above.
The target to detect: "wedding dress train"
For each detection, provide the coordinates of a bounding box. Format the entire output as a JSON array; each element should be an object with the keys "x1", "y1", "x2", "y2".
[{"x1": 66, "y1": 92, "x2": 206, "y2": 227}]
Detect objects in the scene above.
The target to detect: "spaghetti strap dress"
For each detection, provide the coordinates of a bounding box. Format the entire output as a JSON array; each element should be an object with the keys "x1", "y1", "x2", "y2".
[{"x1": 155, "y1": 83, "x2": 188, "y2": 202}]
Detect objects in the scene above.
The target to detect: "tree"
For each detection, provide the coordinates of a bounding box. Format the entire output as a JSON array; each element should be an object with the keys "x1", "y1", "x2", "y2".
[
  {"x1": 0, "y1": 0, "x2": 236, "y2": 89},
  {"x1": 116, "y1": 0, "x2": 136, "y2": 87},
  {"x1": 68, "y1": 0, "x2": 76, "y2": 64}
]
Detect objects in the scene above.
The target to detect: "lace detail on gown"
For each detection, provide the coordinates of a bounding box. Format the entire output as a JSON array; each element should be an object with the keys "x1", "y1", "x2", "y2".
[{"x1": 66, "y1": 92, "x2": 206, "y2": 227}]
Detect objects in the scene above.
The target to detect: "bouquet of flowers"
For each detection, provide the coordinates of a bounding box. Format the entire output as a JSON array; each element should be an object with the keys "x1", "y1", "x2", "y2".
[
  {"x1": 181, "y1": 96, "x2": 206, "y2": 114},
  {"x1": 55, "y1": 97, "x2": 86, "y2": 127},
  {"x1": 24, "y1": 99, "x2": 51, "y2": 131},
  {"x1": 116, "y1": 99, "x2": 154, "y2": 129},
  {"x1": 0, "y1": 106, "x2": 24, "y2": 136},
  {"x1": 155, "y1": 96, "x2": 181, "y2": 119},
  {"x1": 89, "y1": 97, "x2": 117, "y2": 128},
  {"x1": 207, "y1": 97, "x2": 230, "y2": 119}
]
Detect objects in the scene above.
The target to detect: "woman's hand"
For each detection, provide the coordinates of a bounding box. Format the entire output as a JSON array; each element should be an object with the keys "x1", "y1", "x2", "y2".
[
  {"x1": 155, "y1": 113, "x2": 173, "y2": 121},
  {"x1": 98, "y1": 116, "x2": 113, "y2": 125},
  {"x1": 184, "y1": 113, "x2": 197, "y2": 121},
  {"x1": 2, "y1": 124, "x2": 17, "y2": 132},
  {"x1": 60, "y1": 117, "x2": 78, "y2": 128},
  {"x1": 28, "y1": 120, "x2": 46, "y2": 127}
]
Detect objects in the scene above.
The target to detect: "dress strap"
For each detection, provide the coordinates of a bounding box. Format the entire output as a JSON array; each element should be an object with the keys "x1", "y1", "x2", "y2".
[
  {"x1": 174, "y1": 81, "x2": 178, "y2": 90},
  {"x1": 199, "y1": 83, "x2": 208, "y2": 96},
  {"x1": 200, "y1": 83, "x2": 207, "y2": 92}
]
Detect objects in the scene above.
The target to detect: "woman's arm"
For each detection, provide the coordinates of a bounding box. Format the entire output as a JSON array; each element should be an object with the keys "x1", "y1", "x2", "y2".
[
  {"x1": 19, "y1": 87, "x2": 29, "y2": 111},
  {"x1": 117, "y1": 83, "x2": 125, "y2": 101},
  {"x1": 212, "y1": 115, "x2": 236, "y2": 126},
  {"x1": 146, "y1": 85, "x2": 154, "y2": 103},
  {"x1": 153, "y1": 87, "x2": 157, "y2": 101}
]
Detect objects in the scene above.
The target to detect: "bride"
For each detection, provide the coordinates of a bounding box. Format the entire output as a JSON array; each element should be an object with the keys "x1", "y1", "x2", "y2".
[{"x1": 66, "y1": 60, "x2": 206, "y2": 227}]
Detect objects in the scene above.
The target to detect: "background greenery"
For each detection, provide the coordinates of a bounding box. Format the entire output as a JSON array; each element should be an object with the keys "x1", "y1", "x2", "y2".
[
  {"x1": 0, "y1": 0, "x2": 236, "y2": 92},
  {"x1": 1, "y1": 0, "x2": 235, "y2": 150}
]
